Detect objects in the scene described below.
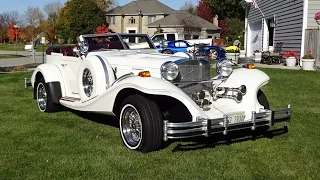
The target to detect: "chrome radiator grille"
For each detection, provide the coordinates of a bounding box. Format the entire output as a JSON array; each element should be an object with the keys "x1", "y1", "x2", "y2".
[
  {"x1": 178, "y1": 64, "x2": 210, "y2": 82},
  {"x1": 176, "y1": 63, "x2": 211, "y2": 95}
]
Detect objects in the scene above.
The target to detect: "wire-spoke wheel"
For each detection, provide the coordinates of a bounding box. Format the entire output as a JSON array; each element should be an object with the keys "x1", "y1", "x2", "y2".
[
  {"x1": 121, "y1": 104, "x2": 142, "y2": 148},
  {"x1": 208, "y1": 49, "x2": 219, "y2": 60},
  {"x1": 35, "y1": 77, "x2": 60, "y2": 113},
  {"x1": 119, "y1": 95, "x2": 163, "y2": 152},
  {"x1": 37, "y1": 82, "x2": 47, "y2": 112}
]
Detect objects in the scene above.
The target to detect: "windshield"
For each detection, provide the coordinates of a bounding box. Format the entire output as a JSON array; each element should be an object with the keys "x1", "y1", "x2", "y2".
[
  {"x1": 83, "y1": 33, "x2": 155, "y2": 52},
  {"x1": 120, "y1": 34, "x2": 155, "y2": 49}
]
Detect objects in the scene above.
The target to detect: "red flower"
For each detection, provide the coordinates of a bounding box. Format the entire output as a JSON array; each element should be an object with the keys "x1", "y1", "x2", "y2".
[{"x1": 283, "y1": 51, "x2": 298, "y2": 58}]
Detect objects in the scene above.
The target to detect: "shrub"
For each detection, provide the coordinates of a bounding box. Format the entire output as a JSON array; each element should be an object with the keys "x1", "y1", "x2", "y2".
[
  {"x1": 0, "y1": 67, "x2": 11, "y2": 72},
  {"x1": 302, "y1": 50, "x2": 315, "y2": 59},
  {"x1": 12, "y1": 66, "x2": 26, "y2": 72}
]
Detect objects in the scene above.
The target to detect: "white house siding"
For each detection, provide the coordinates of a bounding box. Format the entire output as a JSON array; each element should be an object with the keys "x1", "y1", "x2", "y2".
[
  {"x1": 247, "y1": 0, "x2": 304, "y2": 55},
  {"x1": 307, "y1": 0, "x2": 320, "y2": 29}
]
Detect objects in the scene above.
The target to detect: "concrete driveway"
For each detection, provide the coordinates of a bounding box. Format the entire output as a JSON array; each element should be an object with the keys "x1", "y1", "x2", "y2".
[{"x1": 0, "y1": 50, "x2": 46, "y2": 67}]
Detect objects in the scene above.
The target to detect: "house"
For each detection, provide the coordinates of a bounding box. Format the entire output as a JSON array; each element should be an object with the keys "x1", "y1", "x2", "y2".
[
  {"x1": 106, "y1": 0, "x2": 220, "y2": 39},
  {"x1": 148, "y1": 10, "x2": 220, "y2": 39},
  {"x1": 105, "y1": 0, "x2": 174, "y2": 35},
  {"x1": 243, "y1": 0, "x2": 320, "y2": 62}
]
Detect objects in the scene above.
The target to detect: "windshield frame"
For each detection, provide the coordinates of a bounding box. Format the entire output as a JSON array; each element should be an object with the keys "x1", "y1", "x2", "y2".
[{"x1": 82, "y1": 33, "x2": 156, "y2": 51}]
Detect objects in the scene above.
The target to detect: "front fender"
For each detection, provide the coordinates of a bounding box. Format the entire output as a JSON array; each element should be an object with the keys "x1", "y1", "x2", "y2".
[
  {"x1": 212, "y1": 68, "x2": 270, "y2": 116},
  {"x1": 31, "y1": 64, "x2": 66, "y2": 97},
  {"x1": 69, "y1": 76, "x2": 207, "y2": 121}
]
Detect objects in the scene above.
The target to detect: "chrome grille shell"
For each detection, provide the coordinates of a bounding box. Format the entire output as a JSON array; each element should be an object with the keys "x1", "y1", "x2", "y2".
[{"x1": 175, "y1": 59, "x2": 211, "y2": 95}]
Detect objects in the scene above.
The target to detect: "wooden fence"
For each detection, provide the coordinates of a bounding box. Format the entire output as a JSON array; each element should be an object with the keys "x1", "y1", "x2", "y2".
[{"x1": 305, "y1": 29, "x2": 320, "y2": 67}]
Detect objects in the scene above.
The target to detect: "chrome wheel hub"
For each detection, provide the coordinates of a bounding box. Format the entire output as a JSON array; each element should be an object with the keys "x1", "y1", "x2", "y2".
[
  {"x1": 209, "y1": 49, "x2": 218, "y2": 60},
  {"x1": 37, "y1": 83, "x2": 47, "y2": 111},
  {"x1": 83, "y1": 68, "x2": 93, "y2": 97},
  {"x1": 121, "y1": 105, "x2": 142, "y2": 147}
]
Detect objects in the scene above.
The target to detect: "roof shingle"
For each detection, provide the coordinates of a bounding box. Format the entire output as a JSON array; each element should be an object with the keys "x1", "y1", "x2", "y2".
[
  {"x1": 106, "y1": 0, "x2": 174, "y2": 15},
  {"x1": 148, "y1": 11, "x2": 220, "y2": 30}
]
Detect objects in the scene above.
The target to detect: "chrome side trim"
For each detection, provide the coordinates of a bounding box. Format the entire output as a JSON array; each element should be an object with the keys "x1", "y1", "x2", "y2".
[
  {"x1": 111, "y1": 72, "x2": 134, "y2": 86},
  {"x1": 96, "y1": 55, "x2": 109, "y2": 85}
]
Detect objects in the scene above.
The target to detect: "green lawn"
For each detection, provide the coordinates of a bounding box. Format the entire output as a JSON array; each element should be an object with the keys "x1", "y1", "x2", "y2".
[
  {"x1": 0, "y1": 43, "x2": 51, "y2": 52},
  {"x1": 0, "y1": 54, "x2": 25, "y2": 59},
  {"x1": 0, "y1": 69, "x2": 319, "y2": 179}
]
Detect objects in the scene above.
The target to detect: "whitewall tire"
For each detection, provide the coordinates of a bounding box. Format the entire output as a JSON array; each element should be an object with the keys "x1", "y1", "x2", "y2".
[{"x1": 119, "y1": 95, "x2": 163, "y2": 152}]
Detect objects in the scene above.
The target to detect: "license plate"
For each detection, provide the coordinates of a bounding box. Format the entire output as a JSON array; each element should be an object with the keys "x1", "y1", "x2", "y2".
[{"x1": 226, "y1": 112, "x2": 246, "y2": 124}]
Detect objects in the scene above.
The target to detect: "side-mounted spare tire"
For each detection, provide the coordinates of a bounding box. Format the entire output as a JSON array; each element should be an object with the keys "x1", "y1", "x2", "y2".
[{"x1": 119, "y1": 94, "x2": 163, "y2": 152}]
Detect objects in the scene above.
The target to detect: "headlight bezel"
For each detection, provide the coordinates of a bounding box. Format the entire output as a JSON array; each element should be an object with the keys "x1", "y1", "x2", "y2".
[
  {"x1": 216, "y1": 58, "x2": 233, "y2": 77},
  {"x1": 160, "y1": 61, "x2": 179, "y2": 81}
]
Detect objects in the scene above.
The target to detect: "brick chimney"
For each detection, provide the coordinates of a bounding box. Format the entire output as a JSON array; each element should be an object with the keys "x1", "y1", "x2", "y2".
[{"x1": 212, "y1": 15, "x2": 219, "y2": 27}]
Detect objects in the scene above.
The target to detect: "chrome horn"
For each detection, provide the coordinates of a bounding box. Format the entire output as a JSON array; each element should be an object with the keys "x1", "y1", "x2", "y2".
[{"x1": 213, "y1": 85, "x2": 247, "y2": 103}]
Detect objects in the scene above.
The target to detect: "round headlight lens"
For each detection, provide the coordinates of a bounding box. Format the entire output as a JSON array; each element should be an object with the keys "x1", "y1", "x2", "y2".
[
  {"x1": 161, "y1": 62, "x2": 179, "y2": 81},
  {"x1": 216, "y1": 59, "x2": 233, "y2": 77},
  {"x1": 83, "y1": 68, "x2": 93, "y2": 97}
]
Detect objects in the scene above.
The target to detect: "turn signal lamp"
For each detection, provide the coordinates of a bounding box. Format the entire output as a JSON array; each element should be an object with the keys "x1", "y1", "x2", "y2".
[
  {"x1": 242, "y1": 64, "x2": 256, "y2": 69},
  {"x1": 138, "y1": 71, "x2": 151, "y2": 77}
]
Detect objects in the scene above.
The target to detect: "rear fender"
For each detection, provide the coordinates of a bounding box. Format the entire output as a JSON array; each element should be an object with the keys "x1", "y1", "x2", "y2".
[{"x1": 31, "y1": 64, "x2": 66, "y2": 97}]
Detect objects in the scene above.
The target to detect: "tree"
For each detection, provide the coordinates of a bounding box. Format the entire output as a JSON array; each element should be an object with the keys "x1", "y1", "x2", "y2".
[
  {"x1": 7, "y1": 21, "x2": 20, "y2": 43},
  {"x1": 196, "y1": 0, "x2": 213, "y2": 22},
  {"x1": 91, "y1": 0, "x2": 114, "y2": 13},
  {"x1": 57, "y1": 0, "x2": 107, "y2": 42},
  {"x1": 0, "y1": 11, "x2": 19, "y2": 43},
  {"x1": 24, "y1": 6, "x2": 44, "y2": 41},
  {"x1": 42, "y1": 1, "x2": 63, "y2": 43},
  {"x1": 206, "y1": 0, "x2": 245, "y2": 20},
  {"x1": 95, "y1": 24, "x2": 110, "y2": 34},
  {"x1": 180, "y1": 1, "x2": 196, "y2": 15}
]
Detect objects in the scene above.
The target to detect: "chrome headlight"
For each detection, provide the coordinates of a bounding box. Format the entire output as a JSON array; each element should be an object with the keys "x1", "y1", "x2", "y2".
[
  {"x1": 83, "y1": 68, "x2": 93, "y2": 97},
  {"x1": 216, "y1": 58, "x2": 233, "y2": 77},
  {"x1": 160, "y1": 61, "x2": 179, "y2": 81}
]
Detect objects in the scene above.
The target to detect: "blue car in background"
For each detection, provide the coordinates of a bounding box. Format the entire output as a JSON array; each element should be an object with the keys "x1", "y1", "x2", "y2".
[{"x1": 157, "y1": 40, "x2": 226, "y2": 60}]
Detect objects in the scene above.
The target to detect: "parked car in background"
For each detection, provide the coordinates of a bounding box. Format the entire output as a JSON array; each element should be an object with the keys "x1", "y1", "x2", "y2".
[
  {"x1": 27, "y1": 33, "x2": 291, "y2": 153},
  {"x1": 157, "y1": 40, "x2": 226, "y2": 60},
  {"x1": 151, "y1": 32, "x2": 213, "y2": 46}
]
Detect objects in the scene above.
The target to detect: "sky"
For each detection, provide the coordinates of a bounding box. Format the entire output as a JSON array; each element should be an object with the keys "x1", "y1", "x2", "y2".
[{"x1": 0, "y1": 0, "x2": 199, "y2": 14}]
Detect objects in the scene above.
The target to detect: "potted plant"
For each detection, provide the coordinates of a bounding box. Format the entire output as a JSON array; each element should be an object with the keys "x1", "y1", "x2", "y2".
[
  {"x1": 301, "y1": 50, "x2": 315, "y2": 70},
  {"x1": 283, "y1": 51, "x2": 298, "y2": 67},
  {"x1": 239, "y1": 46, "x2": 245, "y2": 58},
  {"x1": 315, "y1": 11, "x2": 320, "y2": 25},
  {"x1": 225, "y1": 46, "x2": 240, "y2": 64},
  {"x1": 253, "y1": 50, "x2": 261, "y2": 62}
]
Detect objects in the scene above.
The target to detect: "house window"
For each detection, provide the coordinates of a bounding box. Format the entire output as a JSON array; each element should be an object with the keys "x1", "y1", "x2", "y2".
[
  {"x1": 167, "y1": 34, "x2": 176, "y2": 41},
  {"x1": 107, "y1": 16, "x2": 115, "y2": 24},
  {"x1": 148, "y1": 15, "x2": 156, "y2": 24},
  {"x1": 129, "y1": 17, "x2": 135, "y2": 24}
]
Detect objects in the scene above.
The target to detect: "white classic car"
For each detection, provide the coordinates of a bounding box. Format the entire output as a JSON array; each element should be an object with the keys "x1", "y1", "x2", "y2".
[{"x1": 28, "y1": 33, "x2": 290, "y2": 152}]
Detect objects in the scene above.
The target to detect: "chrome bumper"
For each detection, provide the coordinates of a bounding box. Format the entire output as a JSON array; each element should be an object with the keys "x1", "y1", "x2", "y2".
[{"x1": 163, "y1": 105, "x2": 291, "y2": 141}]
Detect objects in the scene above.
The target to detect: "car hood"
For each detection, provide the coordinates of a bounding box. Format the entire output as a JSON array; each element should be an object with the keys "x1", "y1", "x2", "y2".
[{"x1": 88, "y1": 50, "x2": 189, "y2": 78}]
